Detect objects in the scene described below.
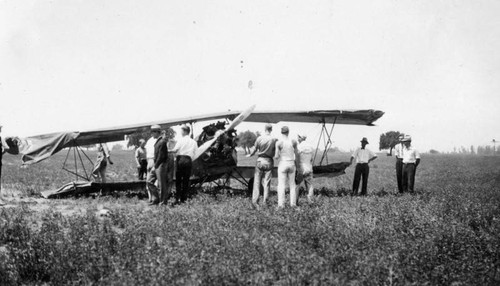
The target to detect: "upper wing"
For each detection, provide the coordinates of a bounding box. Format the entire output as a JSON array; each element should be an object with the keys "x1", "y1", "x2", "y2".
[
  {"x1": 19, "y1": 111, "x2": 241, "y2": 164},
  {"x1": 75, "y1": 111, "x2": 241, "y2": 146},
  {"x1": 244, "y1": 109, "x2": 384, "y2": 126},
  {"x1": 18, "y1": 108, "x2": 383, "y2": 165}
]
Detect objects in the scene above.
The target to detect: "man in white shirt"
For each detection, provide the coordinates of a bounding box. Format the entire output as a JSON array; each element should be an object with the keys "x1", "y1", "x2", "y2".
[
  {"x1": 393, "y1": 134, "x2": 405, "y2": 193},
  {"x1": 275, "y1": 126, "x2": 299, "y2": 208},
  {"x1": 145, "y1": 125, "x2": 165, "y2": 205},
  {"x1": 171, "y1": 125, "x2": 198, "y2": 203},
  {"x1": 296, "y1": 134, "x2": 315, "y2": 203},
  {"x1": 135, "y1": 139, "x2": 147, "y2": 180},
  {"x1": 145, "y1": 128, "x2": 159, "y2": 204},
  {"x1": 349, "y1": 137, "x2": 377, "y2": 196},
  {"x1": 401, "y1": 135, "x2": 421, "y2": 193}
]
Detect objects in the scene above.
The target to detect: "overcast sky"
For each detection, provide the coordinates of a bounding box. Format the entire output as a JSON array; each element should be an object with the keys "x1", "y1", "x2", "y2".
[{"x1": 1, "y1": 0, "x2": 499, "y2": 152}]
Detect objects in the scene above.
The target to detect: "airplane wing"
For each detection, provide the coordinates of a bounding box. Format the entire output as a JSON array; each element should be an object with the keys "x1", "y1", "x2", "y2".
[
  {"x1": 18, "y1": 111, "x2": 241, "y2": 165},
  {"x1": 74, "y1": 111, "x2": 241, "y2": 146},
  {"x1": 244, "y1": 109, "x2": 384, "y2": 126},
  {"x1": 17, "y1": 108, "x2": 383, "y2": 165}
]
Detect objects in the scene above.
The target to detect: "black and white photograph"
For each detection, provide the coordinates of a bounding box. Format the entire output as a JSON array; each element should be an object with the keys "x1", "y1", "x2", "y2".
[{"x1": 1, "y1": 0, "x2": 499, "y2": 284}]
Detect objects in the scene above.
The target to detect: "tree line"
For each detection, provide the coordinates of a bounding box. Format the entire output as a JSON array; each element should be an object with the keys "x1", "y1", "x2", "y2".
[{"x1": 379, "y1": 130, "x2": 499, "y2": 155}]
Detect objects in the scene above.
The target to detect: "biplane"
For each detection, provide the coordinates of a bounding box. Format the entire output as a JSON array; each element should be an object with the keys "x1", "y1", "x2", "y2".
[{"x1": 5, "y1": 106, "x2": 384, "y2": 198}]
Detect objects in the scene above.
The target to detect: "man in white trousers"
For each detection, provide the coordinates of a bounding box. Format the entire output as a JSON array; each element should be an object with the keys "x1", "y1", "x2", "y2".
[{"x1": 274, "y1": 126, "x2": 299, "y2": 208}]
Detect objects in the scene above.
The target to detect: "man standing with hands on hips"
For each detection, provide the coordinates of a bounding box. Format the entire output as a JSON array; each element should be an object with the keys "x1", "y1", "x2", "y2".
[
  {"x1": 247, "y1": 123, "x2": 277, "y2": 209},
  {"x1": 349, "y1": 137, "x2": 377, "y2": 196}
]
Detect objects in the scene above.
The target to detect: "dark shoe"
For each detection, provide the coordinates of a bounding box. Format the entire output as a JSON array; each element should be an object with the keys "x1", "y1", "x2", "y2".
[{"x1": 148, "y1": 201, "x2": 159, "y2": 205}]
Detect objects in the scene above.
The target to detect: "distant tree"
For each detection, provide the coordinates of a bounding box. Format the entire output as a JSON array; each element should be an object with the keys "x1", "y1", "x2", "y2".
[
  {"x1": 429, "y1": 149, "x2": 439, "y2": 154},
  {"x1": 485, "y1": 145, "x2": 492, "y2": 155},
  {"x1": 126, "y1": 127, "x2": 176, "y2": 148},
  {"x1": 477, "y1": 146, "x2": 484, "y2": 155},
  {"x1": 379, "y1": 131, "x2": 403, "y2": 155},
  {"x1": 237, "y1": 130, "x2": 258, "y2": 154},
  {"x1": 470, "y1": 145, "x2": 475, "y2": 155}
]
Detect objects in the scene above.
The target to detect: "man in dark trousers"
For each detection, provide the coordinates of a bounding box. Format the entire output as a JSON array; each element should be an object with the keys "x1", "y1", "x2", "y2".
[
  {"x1": 401, "y1": 135, "x2": 420, "y2": 193},
  {"x1": 394, "y1": 134, "x2": 405, "y2": 193},
  {"x1": 349, "y1": 137, "x2": 377, "y2": 196},
  {"x1": 146, "y1": 124, "x2": 170, "y2": 205},
  {"x1": 135, "y1": 139, "x2": 148, "y2": 180},
  {"x1": 172, "y1": 125, "x2": 198, "y2": 204}
]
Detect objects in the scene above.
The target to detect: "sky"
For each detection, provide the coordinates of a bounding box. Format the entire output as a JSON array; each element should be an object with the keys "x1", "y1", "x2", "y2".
[{"x1": 1, "y1": 0, "x2": 499, "y2": 153}]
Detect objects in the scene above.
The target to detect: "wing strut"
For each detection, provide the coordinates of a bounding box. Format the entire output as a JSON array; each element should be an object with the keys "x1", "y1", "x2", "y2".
[
  {"x1": 62, "y1": 141, "x2": 94, "y2": 181},
  {"x1": 313, "y1": 116, "x2": 337, "y2": 166}
]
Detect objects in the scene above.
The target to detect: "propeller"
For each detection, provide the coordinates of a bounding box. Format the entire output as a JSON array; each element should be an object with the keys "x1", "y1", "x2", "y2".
[{"x1": 193, "y1": 104, "x2": 256, "y2": 160}]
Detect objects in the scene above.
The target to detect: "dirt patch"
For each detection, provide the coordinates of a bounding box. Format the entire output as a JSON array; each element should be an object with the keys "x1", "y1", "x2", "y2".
[{"x1": 0, "y1": 196, "x2": 87, "y2": 216}]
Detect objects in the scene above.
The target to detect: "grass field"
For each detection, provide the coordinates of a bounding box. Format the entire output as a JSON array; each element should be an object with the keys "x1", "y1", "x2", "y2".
[{"x1": 1, "y1": 150, "x2": 499, "y2": 285}]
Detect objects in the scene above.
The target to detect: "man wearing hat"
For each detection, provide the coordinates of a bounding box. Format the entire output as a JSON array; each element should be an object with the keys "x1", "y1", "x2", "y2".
[
  {"x1": 401, "y1": 135, "x2": 420, "y2": 193},
  {"x1": 393, "y1": 134, "x2": 405, "y2": 193},
  {"x1": 275, "y1": 126, "x2": 300, "y2": 207},
  {"x1": 296, "y1": 134, "x2": 315, "y2": 203},
  {"x1": 145, "y1": 128, "x2": 157, "y2": 202},
  {"x1": 349, "y1": 137, "x2": 377, "y2": 196},
  {"x1": 135, "y1": 139, "x2": 148, "y2": 180},
  {"x1": 247, "y1": 123, "x2": 277, "y2": 208},
  {"x1": 145, "y1": 124, "x2": 170, "y2": 205},
  {"x1": 171, "y1": 125, "x2": 198, "y2": 204}
]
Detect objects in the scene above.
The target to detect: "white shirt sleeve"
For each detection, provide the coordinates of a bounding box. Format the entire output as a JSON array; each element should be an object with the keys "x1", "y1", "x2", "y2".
[
  {"x1": 352, "y1": 148, "x2": 358, "y2": 158},
  {"x1": 172, "y1": 140, "x2": 180, "y2": 153}
]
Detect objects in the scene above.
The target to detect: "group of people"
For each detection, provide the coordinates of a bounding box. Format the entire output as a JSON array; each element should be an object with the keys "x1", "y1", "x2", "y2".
[
  {"x1": 249, "y1": 124, "x2": 422, "y2": 208},
  {"x1": 338, "y1": 134, "x2": 420, "y2": 197},
  {"x1": 394, "y1": 134, "x2": 421, "y2": 193},
  {"x1": 142, "y1": 124, "x2": 198, "y2": 205},
  {"x1": 91, "y1": 124, "x2": 198, "y2": 206},
  {"x1": 248, "y1": 124, "x2": 316, "y2": 209},
  {"x1": 0, "y1": 121, "x2": 421, "y2": 207}
]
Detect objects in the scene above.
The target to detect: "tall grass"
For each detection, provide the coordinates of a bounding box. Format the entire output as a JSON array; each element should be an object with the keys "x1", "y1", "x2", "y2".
[{"x1": 1, "y1": 152, "x2": 499, "y2": 285}]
